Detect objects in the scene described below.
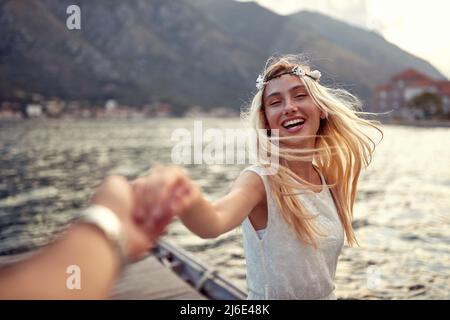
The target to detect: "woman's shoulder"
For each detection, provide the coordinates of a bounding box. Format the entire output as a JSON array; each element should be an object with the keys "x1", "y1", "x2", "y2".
[
  {"x1": 237, "y1": 165, "x2": 266, "y2": 187},
  {"x1": 233, "y1": 165, "x2": 268, "y2": 197},
  {"x1": 240, "y1": 164, "x2": 274, "y2": 177},
  {"x1": 233, "y1": 165, "x2": 273, "y2": 204}
]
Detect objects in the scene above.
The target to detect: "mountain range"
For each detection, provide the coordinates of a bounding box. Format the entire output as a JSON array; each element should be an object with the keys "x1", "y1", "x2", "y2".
[{"x1": 0, "y1": 0, "x2": 445, "y2": 112}]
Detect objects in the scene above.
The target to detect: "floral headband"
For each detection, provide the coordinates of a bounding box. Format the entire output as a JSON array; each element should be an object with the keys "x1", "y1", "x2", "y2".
[{"x1": 256, "y1": 66, "x2": 321, "y2": 91}]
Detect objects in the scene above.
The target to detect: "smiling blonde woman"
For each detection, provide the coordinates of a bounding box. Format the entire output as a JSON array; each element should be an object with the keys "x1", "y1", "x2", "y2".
[{"x1": 152, "y1": 54, "x2": 383, "y2": 300}]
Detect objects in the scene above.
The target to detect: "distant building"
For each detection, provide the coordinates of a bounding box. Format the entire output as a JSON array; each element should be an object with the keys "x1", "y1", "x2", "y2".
[
  {"x1": 154, "y1": 103, "x2": 171, "y2": 117},
  {"x1": 373, "y1": 69, "x2": 450, "y2": 115},
  {"x1": 45, "y1": 100, "x2": 64, "y2": 117},
  {"x1": 26, "y1": 104, "x2": 43, "y2": 117},
  {"x1": 208, "y1": 107, "x2": 239, "y2": 118},
  {"x1": 141, "y1": 103, "x2": 170, "y2": 117},
  {"x1": 0, "y1": 102, "x2": 23, "y2": 119},
  {"x1": 184, "y1": 105, "x2": 206, "y2": 117},
  {"x1": 105, "y1": 99, "x2": 118, "y2": 113}
]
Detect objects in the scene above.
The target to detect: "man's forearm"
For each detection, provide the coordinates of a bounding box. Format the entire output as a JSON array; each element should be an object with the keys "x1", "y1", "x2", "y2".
[{"x1": 0, "y1": 223, "x2": 121, "y2": 299}]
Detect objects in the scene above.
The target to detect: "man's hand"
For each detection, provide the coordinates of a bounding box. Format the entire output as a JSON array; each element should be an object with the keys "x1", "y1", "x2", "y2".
[{"x1": 89, "y1": 175, "x2": 171, "y2": 262}]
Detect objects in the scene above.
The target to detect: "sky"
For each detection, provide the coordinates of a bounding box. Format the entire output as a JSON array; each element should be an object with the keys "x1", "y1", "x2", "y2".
[{"x1": 238, "y1": 0, "x2": 450, "y2": 79}]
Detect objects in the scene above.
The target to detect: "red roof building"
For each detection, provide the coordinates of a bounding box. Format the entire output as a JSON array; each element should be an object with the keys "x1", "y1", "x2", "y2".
[{"x1": 373, "y1": 69, "x2": 450, "y2": 115}]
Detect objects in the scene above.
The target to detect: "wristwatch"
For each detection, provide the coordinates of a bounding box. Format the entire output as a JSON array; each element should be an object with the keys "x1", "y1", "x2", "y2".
[{"x1": 79, "y1": 205, "x2": 128, "y2": 266}]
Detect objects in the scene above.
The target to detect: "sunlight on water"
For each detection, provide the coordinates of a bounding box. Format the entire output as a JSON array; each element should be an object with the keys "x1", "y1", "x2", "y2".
[{"x1": 0, "y1": 118, "x2": 449, "y2": 299}]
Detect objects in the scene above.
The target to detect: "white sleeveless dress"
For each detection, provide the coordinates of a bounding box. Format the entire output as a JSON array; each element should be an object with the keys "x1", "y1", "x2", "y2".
[{"x1": 241, "y1": 165, "x2": 344, "y2": 300}]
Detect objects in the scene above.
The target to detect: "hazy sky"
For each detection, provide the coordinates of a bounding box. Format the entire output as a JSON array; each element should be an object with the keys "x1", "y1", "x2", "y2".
[{"x1": 238, "y1": 0, "x2": 450, "y2": 79}]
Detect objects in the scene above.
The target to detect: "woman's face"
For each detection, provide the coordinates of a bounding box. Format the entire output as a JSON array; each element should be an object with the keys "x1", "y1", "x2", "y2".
[{"x1": 262, "y1": 74, "x2": 325, "y2": 148}]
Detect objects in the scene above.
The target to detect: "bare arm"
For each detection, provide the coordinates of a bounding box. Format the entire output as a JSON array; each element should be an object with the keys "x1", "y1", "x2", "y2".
[
  {"x1": 154, "y1": 167, "x2": 266, "y2": 239},
  {"x1": 0, "y1": 223, "x2": 122, "y2": 299},
  {"x1": 0, "y1": 175, "x2": 175, "y2": 299}
]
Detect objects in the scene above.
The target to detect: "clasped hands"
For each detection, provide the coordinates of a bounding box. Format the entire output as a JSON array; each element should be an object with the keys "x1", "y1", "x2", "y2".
[{"x1": 89, "y1": 166, "x2": 201, "y2": 262}]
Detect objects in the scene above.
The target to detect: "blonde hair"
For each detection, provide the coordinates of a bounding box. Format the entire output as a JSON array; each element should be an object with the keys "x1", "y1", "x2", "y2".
[{"x1": 242, "y1": 54, "x2": 383, "y2": 248}]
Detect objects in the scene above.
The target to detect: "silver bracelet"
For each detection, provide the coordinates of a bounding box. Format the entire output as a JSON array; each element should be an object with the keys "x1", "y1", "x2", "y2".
[{"x1": 79, "y1": 205, "x2": 128, "y2": 266}]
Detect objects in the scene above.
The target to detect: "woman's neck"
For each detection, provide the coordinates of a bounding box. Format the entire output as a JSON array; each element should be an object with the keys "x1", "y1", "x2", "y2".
[
  {"x1": 288, "y1": 161, "x2": 322, "y2": 191},
  {"x1": 289, "y1": 161, "x2": 314, "y2": 180}
]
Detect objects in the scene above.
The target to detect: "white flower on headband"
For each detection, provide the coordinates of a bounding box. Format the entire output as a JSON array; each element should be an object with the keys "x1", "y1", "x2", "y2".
[
  {"x1": 255, "y1": 66, "x2": 321, "y2": 91},
  {"x1": 293, "y1": 66, "x2": 321, "y2": 81},
  {"x1": 308, "y1": 70, "x2": 322, "y2": 81},
  {"x1": 256, "y1": 74, "x2": 266, "y2": 91},
  {"x1": 292, "y1": 66, "x2": 306, "y2": 77}
]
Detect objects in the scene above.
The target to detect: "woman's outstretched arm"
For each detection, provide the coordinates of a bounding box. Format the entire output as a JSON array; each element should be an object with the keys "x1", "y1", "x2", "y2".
[{"x1": 146, "y1": 166, "x2": 266, "y2": 239}]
